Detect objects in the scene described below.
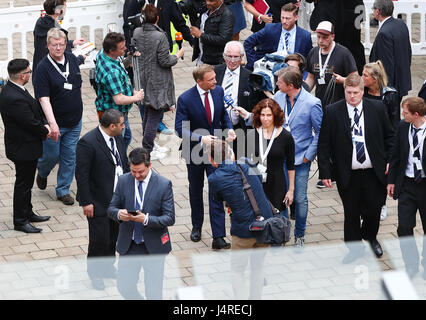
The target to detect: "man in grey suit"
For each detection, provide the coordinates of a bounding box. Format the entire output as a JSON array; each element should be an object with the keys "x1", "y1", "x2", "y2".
[{"x1": 107, "y1": 148, "x2": 175, "y2": 299}]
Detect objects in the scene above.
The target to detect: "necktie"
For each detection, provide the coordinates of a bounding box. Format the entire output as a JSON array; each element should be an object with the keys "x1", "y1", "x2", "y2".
[
  {"x1": 224, "y1": 71, "x2": 234, "y2": 99},
  {"x1": 285, "y1": 32, "x2": 291, "y2": 53},
  {"x1": 109, "y1": 137, "x2": 122, "y2": 167},
  {"x1": 353, "y1": 108, "x2": 366, "y2": 164},
  {"x1": 412, "y1": 127, "x2": 422, "y2": 183},
  {"x1": 204, "y1": 91, "x2": 212, "y2": 125},
  {"x1": 133, "y1": 181, "x2": 143, "y2": 244}
]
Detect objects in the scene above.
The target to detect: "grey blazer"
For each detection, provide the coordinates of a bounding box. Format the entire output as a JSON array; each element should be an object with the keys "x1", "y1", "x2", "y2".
[{"x1": 107, "y1": 171, "x2": 175, "y2": 255}]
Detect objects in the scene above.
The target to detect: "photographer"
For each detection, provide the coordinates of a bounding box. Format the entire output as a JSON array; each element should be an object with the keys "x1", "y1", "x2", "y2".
[
  {"x1": 190, "y1": 0, "x2": 234, "y2": 66},
  {"x1": 123, "y1": 0, "x2": 194, "y2": 52},
  {"x1": 132, "y1": 4, "x2": 184, "y2": 160}
]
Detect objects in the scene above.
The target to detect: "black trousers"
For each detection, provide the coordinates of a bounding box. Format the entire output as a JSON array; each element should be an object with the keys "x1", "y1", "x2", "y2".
[
  {"x1": 397, "y1": 177, "x2": 426, "y2": 271},
  {"x1": 13, "y1": 160, "x2": 38, "y2": 227},
  {"x1": 87, "y1": 214, "x2": 119, "y2": 279},
  {"x1": 338, "y1": 169, "x2": 386, "y2": 243}
]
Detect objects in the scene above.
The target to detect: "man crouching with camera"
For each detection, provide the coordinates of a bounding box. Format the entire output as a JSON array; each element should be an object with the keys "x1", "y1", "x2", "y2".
[
  {"x1": 132, "y1": 4, "x2": 184, "y2": 160},
  {"x1": 207, "y1": 139, "x2": 273, "y2": 299}
]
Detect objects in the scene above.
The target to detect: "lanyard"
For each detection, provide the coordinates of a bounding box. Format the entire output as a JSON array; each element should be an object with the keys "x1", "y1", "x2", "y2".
[
  {"x1": 409, "y1": 123, "x2": 426, "y2": 154},
  {"x1": 259, "y1": 126, "x2": 277, "y2": 164},
  {"x1": 134, "y1": 179, "x2": 143, "y2": 210},
  {"x1": 47, "y1": 54, "x2": 69, "y2": 82},
  {"x1": 318, "y1": 42, "x2": 335, "y2": 79}
]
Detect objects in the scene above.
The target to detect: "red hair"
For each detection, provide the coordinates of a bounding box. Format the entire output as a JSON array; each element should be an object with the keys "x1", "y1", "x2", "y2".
[{"x1": 252, "y1": 98, "x2": 284, "y2": 128}]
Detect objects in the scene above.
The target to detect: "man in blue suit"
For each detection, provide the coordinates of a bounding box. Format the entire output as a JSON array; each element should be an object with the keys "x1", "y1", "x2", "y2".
[
  {"x1": 107, "y1": 148, "x2": 175, "y2": 299},
  {"x1": 235, "y1": 66, "x2": 322, "y2": 247},
  {"x1": 175, "y1": 64, "x2": 236, "y2": 249},
  {"x1": 244, "y1": 3, "x2": 313, "y2": 70}
]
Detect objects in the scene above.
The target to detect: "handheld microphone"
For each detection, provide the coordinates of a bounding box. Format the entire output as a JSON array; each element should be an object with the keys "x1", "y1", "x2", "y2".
[
  {"x1": 224, "y1": 95, "x2": 235, "y2": 109},
  {"x1": 224, "y1": 95, "x2": 239, "y2": 125},
  {"x1": 175, "y1": 32, "x2": 183, "y2": 60}
]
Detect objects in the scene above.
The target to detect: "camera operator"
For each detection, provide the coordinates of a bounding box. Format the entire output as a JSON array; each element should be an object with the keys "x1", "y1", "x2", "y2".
[
  {"x1": 123, "y1": 0, "x2": 194, "y2": 52},
  {"x1": 132, "y1": 4, "x2": 184, "y2": 160},
  {"x1": 190, "y1": 0, "x2": 234, "y2": 66}
]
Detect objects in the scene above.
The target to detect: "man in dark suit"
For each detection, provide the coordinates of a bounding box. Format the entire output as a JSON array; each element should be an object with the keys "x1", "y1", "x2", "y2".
[
  {"x1": 0, "y1": 59, "x2": 51, "y2": 233},
  {"x1": 244, "y1": 3, "x2": 313, "y2": 70},
  {"x1": 75, "y1": 109, "x2": 130, "y2": 290},
  {"x1": 107, "y1": 148, "x2": 175, "y2": 299},
  {"x1": 175, "y1": 64, "x2": 235, "y2": 249},
  {"x1": 214, "y1": 41, "x2": 260, "y2": 157},
  {"x1": 387, "y1": 97, "x2": 426, "y2": 279},
  {"x1": 318, "y1": 73, "x2": 394, "y2": 263},
  {"x1": 369, "y1": 0, "x2": 412, "y2": 101}
]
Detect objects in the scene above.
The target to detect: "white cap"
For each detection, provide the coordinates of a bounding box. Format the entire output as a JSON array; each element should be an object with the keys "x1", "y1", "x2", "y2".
[{"x1": 315, "y1": 21, "x2": 334, "y2": 35}]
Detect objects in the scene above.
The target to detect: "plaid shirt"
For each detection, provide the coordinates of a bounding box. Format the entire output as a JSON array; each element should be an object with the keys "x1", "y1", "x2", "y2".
[{"x1": 95, "y1": 49, "x2": 133, "y2": 113}]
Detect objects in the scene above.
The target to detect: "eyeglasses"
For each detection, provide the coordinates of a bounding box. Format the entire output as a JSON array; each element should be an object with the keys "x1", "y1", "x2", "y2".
[
  {"x1": 224, "y1": 55, "x2": 242, "y2": 62},
  {"x1": 21, "y1": 70, "x2": 32, "y2": 75},
  {"x1": 49, "y1": 43, "x2": 67, "y2": 48}
]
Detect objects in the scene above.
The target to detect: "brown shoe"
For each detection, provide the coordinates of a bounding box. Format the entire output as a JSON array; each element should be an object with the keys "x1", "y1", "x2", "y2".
[{"x1": 57, "y1": 194, "x2": 74, "y2": 205}]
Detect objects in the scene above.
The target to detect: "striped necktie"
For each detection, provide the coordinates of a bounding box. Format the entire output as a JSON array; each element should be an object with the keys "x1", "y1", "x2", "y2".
[
  {"x1": 285, "y1": 32, "x2": 291, "y2": 53},
  {"x1": 224, "y1": 71, "x2": 234, "y2": 99},
  {"x1": 412, "y1": 127, "x2": 422, "y2": 183},
  {"x1": 133, "y1": 181, "x2": 143, "y2": 244},
  {"x1": 354, "y1": 108, "x2": 366, "y2": 164}
]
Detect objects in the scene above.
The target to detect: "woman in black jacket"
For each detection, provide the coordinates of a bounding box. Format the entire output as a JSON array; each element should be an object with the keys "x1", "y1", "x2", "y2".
[
  {"x1": 362, "y1": 60, "x2": 400, "y2": 222},
  {"x1": 33, "y1": 0, "x2": 85, "y2": 73}
]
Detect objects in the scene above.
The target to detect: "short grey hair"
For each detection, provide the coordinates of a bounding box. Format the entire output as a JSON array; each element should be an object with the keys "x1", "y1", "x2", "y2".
[
  {"x1": 373, "y1": 0, "x2": 394, "y2": 17},
  {"x1": 46, "y1": 27, "x2": 67, "y2": 44},
  {"x1": 223, "y1": 41, "x2": 245, "y2": 57}
]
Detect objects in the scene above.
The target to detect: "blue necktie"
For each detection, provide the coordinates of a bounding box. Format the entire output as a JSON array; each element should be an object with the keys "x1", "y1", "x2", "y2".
[
  {"x1": 133, "y1": 181, "x2": 143, "y2": 244},
  {"x1": 412, "y1": 127, "x2": 422, "y2": 183},
  {"x1": 109, "y1": 137, "x2": 122, "y2": 167},
  {"x1": 285, "y1": 32, "x2": 291, "y2": 53},
  {"x1": 353, "y1": 108, "x2": 366, "y2": 164}
]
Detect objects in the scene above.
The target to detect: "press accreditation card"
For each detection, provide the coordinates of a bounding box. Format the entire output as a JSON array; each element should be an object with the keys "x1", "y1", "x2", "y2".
[{"x1": 64, "y1": 83, "x2": 73, "y2": 90}]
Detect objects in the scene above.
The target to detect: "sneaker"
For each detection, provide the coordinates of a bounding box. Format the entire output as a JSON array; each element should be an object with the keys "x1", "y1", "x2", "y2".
[
  {"x1": 150, "y1": 150, "x2": 167, "y2": 161},
  {"x1": 157, "y1": 122, "x2": 173, "y2": 135},
  {"x1": 316, "y1": 180, "x2": 326, "y2": 189},
  {"x1": 57, "y1": 194, "x2": 74, "y2": 205},
  {"x1": 380, "y1": 205, "x2": 387, "y2": 221},
  {"x1": 153, "y1": 141, "x2": 170, "y2": 153},
  {"x1": 294, "y1": 236, "x2": 305, "y2": 248}
]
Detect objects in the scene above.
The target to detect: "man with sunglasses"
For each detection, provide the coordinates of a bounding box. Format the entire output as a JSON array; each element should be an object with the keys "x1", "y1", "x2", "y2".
[{"x1": 0, "y1": 59, "x2": 51, "y2": 233}]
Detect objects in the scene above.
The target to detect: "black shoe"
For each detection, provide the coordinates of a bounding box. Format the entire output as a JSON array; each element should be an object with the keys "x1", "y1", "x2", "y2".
[
  {"x1": 212, "y1": 237, "x2": 231, "y2": 250},
  {"x1": 316, "y1": 180, "x2": 326, "y2": 189},
  {"x1": 57, "y1": 194, "x2": 75, "y2": 205},
  {"x1": 190, "y1": 227, "x2": 201, "y2": 242},
  {"x1": 14, "y1": 223, "x2": 42, "y2": 233},
  {"x1": 36, "y1": 173, "x2": 47, "y2": 190},
  {"x1": 369, "y1": 239, "x2": 383, "y2": 258},
  {"x1": 90, "y1": 278, "x2": 105, "y2": 291},
  {"x1": 30, "y1": 214, "x2": 51, "y2": 223}
]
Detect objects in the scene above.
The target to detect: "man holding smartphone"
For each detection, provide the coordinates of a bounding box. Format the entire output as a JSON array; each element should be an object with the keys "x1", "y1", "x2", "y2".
[{"x1": 107, "y1": 148, "x2": 175, "y2": 299}]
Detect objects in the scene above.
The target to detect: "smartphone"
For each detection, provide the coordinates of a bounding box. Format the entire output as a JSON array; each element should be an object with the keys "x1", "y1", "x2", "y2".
[{"x1": 127, "y1": 211, "x2": 139, "y2": 216}]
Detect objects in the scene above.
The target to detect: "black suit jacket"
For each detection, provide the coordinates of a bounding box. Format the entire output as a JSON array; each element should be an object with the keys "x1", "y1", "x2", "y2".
[
  {"x1": 0, "y1": 81, "x2": 48, "y2": 162},
  {"x1": 214, "y1": 64, "x2": 254, "y2": 111},
  {"x1": 369, "y1": 17, "x2": 412, "y2": 97},
  {"x1": 388, "y1": 121, "x2": 426, "y2": 199},
  {"x1": 318, "y1": 98, "x2": 394, "y2": 190},
  {"x1": 75, "y1": 127, "x2": 130, "y2": 217}
]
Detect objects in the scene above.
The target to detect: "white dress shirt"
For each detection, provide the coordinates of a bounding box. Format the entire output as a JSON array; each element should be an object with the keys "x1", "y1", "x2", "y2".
[
  {"x1": 405, "y1": 121, "x2": 426, "y2": 178},
  {"x1": 378, "y1": 16, "x2": 391, "y2": 32},
  {"x1": 196, "y1": 84, "x2": 214, "y2": 122},
  {"x1": 277, "y1": 25, "x2": 296, "y2": 56},
  {"x1": 347, "y1": 102, "x2": 373, "y2": 170},
  {"x1": 222, "y1": 66, "x2": 240, "y2": 103},
  {"x1": 9, "y1": 80, "x2": 27, "y2": 91}
]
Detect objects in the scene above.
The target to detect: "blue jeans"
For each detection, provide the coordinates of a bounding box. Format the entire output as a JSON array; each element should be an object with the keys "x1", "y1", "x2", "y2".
[
  {"x1": 37, "y1": 120, "x2": 82, "y2": 198},
  {"x1": 122, "y1": 114, "x2": 131, "y2": 151},
  {"x1": 294, "y1": 161, "x2": 311, "y2": 238}
]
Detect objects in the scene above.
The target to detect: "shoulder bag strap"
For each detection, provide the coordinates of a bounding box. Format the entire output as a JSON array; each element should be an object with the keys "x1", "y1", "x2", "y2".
[{"x1": 236, "y1": 164, "x2": 262, "y2": 219}]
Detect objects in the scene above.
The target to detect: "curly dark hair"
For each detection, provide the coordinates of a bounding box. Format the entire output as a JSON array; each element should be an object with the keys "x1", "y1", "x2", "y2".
[{"x1": 252, "y1": 98, "x2": 284, "y2": 128}]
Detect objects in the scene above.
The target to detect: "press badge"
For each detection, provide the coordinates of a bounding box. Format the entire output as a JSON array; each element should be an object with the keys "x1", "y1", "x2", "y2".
[
  {"x1": 64, "y1": 83, "x2": 73, "y2": 90},
  {"x1": 161, "y1": 232, "x2": 170, "y2": 245},
  {"x1": 318, "y1": 78, "x2": 326, "y2": 85}
]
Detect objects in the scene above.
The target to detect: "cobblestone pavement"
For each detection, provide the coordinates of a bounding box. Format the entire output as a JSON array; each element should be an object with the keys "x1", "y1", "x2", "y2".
[{"x1": 0, "y1": 0, "x2": 425, "y2": 297}]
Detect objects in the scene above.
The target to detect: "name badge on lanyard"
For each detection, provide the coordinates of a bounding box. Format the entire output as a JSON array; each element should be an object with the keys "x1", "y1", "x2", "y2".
[
  {"x1": 318, "y1": 42, "x2": 335, "y2": 85},
  {"x1": 47, "y1": 54, "x2": 72, "y2": 90}
]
